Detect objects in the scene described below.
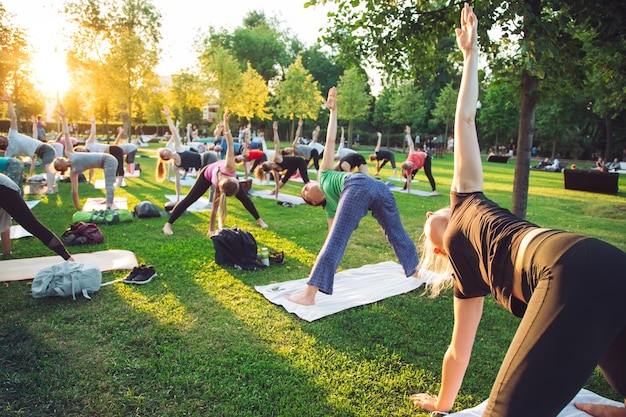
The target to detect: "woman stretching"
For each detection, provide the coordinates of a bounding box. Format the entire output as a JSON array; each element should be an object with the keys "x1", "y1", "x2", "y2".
[
  {"x1": 163, "y1": 110, "x2": 267, "y2": 235},
  {"x1": 288, "y1": 119, "x2": 322, "y2": 172},
  {"x1": 401, "y1": 125, "x2": 436, "y2": 193},
  {"x1": 83, "y1": 116, "x2": 125, "y2": 187},
  {"x1": 0, "y1": 91, "x2": 57, "y2": 194},
  {"x1": 369, "y1": 132, "x2": 397, "y2": 177},
  {"x1": 53, "y1": 106, "x2": 119, "y2": 210},
  {"x1": 287, "y1": 87, "x2": 419, "y2": 305},
  {"x1": 156, "y1": 105, "x2": 218, "y2": 201},
  {"x1": 411, "y1": 5, "x2": 625, "y2": 416},
  {"x1": 255, "y1": 121, "x2": 310, "y2": 199},
  {"x1": 0, "y1": 173, "x2": 74, "y2": 260}
]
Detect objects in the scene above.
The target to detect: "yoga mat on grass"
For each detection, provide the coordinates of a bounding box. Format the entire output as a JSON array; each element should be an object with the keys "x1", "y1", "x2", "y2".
[
  {"x1": 26, "y1": 200, "x2": 40, "y2": 209},
  {"x1": 124, "y1": 169, "x2": 141, "y2": 178},
  {"x1": 387, "y1": 176, "x2": 420, "y2": 184},
  {"x1": 255, "y1": 261, "x2": 444, "y2": 322},
  {"x1": 388, "y1": 185, "x2": 439, "y2": 197},
  {"x1": 82, "y1": 197, "x2": 128, "y2": 211},
  {"x1": 6, "y1": 225, "x2": 33, "y2": 240},
  {"x1": 449, "y1": 388, "x2": 623, "y2": 417},
  {"x1": 94, "y1": 179, "x2": 126, "y2": 188},
  {"x1": 168, "y1": 176, "x2": 196, "y2": 187},
  {"x1": 165, "y1": 195, "x2": 212, "y2": 212},
  {"x1": 0, "y1": 249, "x2": 138, "y2": 282},
  {"x1": 248, "y1": 189, "x2": 306, "y2": 205}
]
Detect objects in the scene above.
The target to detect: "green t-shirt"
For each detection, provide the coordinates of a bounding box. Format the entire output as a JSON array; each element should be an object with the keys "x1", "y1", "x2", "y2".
[{"x1": 319, "y1": 170, "x2": 348, "y2": 218}]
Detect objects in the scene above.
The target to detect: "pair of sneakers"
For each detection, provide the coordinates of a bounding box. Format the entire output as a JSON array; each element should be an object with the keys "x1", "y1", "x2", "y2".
[{"x1": 123, "y1": 265, "x2": 157, "y2": 285}]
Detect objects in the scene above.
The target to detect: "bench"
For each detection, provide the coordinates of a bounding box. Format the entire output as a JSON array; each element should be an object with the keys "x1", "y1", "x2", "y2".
[
  {"x1": 563, "y1": 169, "x2": 618, "y2": 194},
  {"x1": 487, "y1": 155, "x2": 509, "y2": 163}
]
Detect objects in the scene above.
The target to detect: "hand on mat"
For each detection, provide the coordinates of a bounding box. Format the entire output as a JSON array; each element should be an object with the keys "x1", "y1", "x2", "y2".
[
  {"x1": 575, "y1": 402, "x2": 626, "y2": 417},
  {"x1": 410, "y1": 393, "x2": 442, "y2": 413}
]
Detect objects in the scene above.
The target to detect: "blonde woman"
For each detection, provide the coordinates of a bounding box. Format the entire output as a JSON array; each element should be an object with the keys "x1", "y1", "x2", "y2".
[{"x1": 411, "y1": 5, "x2": 625, "y2": 416}]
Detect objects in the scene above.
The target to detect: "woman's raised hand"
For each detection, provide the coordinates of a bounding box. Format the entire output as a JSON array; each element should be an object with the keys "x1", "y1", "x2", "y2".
[
  {"x1": 324, "y1": 87, "x2": 337, "y2": 112},
  {"x1": 455, "y1": 3, "x2": 478, "y2": 53}
]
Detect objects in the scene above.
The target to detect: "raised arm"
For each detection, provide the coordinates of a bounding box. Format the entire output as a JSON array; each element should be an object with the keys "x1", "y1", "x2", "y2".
[
  {"x1": 406, "y1": 125, "x2": 416, "y2": 154},
  {"x1": 291, "y1": 119, "x2": 303, "y2": 149},
  {"x1": 113, "y1": 126, "x2": 124, "y2": 145},
  {"x1": 451, "y1": 3, "x2": 482, "y2": 193},
  {"x1": 319, "y1": 87, "x2": 337, "y2": 172},
  {"x1": 374, "y1": 132, "x2": 382, "y2": 152},
  {"x1": 59, "y1": 106, "x2": 74, "y2": 158},
  {"x1": 163, "y1": 105, "x2": 184, "y2": 152},
  {"x1": 271, "y1": 121, "x2": 282, "y2": 163},
  {"x1": 222, "y1": 110, "x2": 236, "y2": 173},
  {"x1": 4, "y1": 92, "x2": 18, "y2": 131},
  {"x1": 86, "y1": 116, "x2": 96, "y2": 144}
]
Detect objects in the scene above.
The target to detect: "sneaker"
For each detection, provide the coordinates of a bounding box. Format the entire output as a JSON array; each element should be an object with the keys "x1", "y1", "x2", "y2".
[
  {"x1": 132, "y1": 266, "x2": 157, "y2": 284},
  {"x1": 122, "y1": 265, "x2": 144, "y2": 284}
]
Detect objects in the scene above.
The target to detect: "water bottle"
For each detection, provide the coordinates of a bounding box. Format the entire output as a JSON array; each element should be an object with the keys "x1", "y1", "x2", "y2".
[{"x1": 261, "y1": 247, "x2": 269, "y2": 267}]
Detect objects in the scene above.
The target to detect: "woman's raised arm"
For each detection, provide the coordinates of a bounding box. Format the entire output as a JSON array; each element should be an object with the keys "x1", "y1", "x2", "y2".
[
  {"x1": 222, "y1": 110, "x2": 236, "y2": 173},
  {"x1": 318, "y1": 87, "x2": 337, "y2": 172}
]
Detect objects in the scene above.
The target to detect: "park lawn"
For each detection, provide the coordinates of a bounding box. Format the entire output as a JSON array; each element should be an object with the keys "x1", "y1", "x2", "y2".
[{"x1": 1, "y1": 144, "x2": 625, "y2": 417}]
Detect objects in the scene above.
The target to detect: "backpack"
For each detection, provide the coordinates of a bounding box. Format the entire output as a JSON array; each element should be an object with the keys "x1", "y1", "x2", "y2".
[
  {"x1": 211, "y1": 228, "x2": 265, "y2": 270},
  {"x1": 31, "y1": 261, "x2": 102, "y2": 300},
  {"x1": 134, "y1": 201, "x2": 161, "y2": 218},
  {"x1": 61, "y1": 222, "x2": 104, "y2": 245}
]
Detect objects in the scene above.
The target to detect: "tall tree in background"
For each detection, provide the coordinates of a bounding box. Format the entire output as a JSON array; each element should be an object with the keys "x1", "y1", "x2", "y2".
[
  {"x1": 230, "y1": 62, "x2": 272, "y2": 122},
  {"x1": 431, "y1": 82, "x2": 457, "y2": 142},
  {"x1": 169, "y1": 69, "x2": 206, "y2": 131},
  {"x1": 274, "y1": 56, "x2": 323, "y2": 138},
  {"x1": 389, "y1": 82, "x2": 427, "y2": 138},
  {"x1": 336, "y1": 67, "x2": 371, "y2": 148},
  {"x1": 199, "y1": 46, "x2": 243, "y2": 120},
  {"x1": 64, "y1": 0, "x2": 161, "y2": 140}
]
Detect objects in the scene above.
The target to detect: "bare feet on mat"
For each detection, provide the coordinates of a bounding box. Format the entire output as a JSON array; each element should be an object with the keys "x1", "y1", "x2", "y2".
[{"x1": 286, "y1": 285, "x2": 319, "y2": 306}]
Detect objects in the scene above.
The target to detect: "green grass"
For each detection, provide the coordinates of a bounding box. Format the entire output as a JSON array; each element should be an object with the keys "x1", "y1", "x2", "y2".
[{"x1": 1, "y1": 146, "x2": 625, "y2": 416}]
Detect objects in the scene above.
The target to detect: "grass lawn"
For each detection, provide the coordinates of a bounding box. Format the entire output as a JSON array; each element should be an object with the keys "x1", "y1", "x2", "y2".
[{"x1": 1, "y1": 144, "x2": 625, "y2": 416}]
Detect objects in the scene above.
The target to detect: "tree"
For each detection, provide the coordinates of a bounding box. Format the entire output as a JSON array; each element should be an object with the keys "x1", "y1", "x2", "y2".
[
  {"x1": 64, "y1": 0, "x2": 162, "y2": 141},
  {"x1": 389, "y1": 82, "x2": 427, "y2": 136},
  {"x1": 337, "y1": 67, "x2": 371, "y2": 147},
  {"x1": 199, "y1": 46, "x2": 243, "y2": 120},
  {"x1": 274, "y1": 56, "x2": 323, "y2": 136},
  {"x1": 230, "y1": 62, "x2": 272, "y2": 122},
  {"x1": 476, "y1": 80, "x2": 519, "y2": 154},
  {"x1": 431, "y1": 82, "x2": 457, "y2": 142},
  {"x1": 168, "y1": 69, "x2": 206, "y2": 131},
  {"x1": 301, "y1": 45, "x2": 345, "y2": 97}
]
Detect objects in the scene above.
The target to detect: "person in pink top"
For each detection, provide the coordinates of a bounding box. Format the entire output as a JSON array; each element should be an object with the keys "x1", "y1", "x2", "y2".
[
  {"x1": 162, "y1": 110, "x2": 268, "y2": 235},
  {"x1": 401, "y1": 125, "x2": 436, "y2": 194}
]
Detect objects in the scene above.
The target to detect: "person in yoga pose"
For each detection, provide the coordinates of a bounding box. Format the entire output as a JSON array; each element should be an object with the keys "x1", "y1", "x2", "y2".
[
  {"x1": 163, "y1": 110, "x2": 267, "y2": 235},
  {"x1": 0, "y1": 173, "x2": 74, "y2": 260},
  {"x1": 286, "y1": 119, "x2": 322, "y2": 172},
  {"x1": 0, "y1": 91, "x2": 57, "y2": 194},
  {"x1": 334, "y1": 127, "x2": 367, "y2": 174},
  {"x1": 156, "y1": 105, "x2": 218, "y2": 201},
  {"x1": 83, "y1": 116, "x2": 125, "y2": 187},
  {"x1": 400, "y1": 125, "x2": 436, "y2": 194},
  {"x1": 255, "y1": 121, "x2": 310, "y2": 199},
  {"x1": 411, "y1": 5, "x2": 625, "y2": 416},
  {"x1": 287, "y1": 87, "x2": 418, "y2": 306},
  {"x1": 369, "y1": 131, "x2": 397, "y2": 177},
  {"x1": 113, "y1": 126, "x2": 138, "y2": 175},
  {"x1": 54, "y1": 106, "x2": 119, "y2": 210}
]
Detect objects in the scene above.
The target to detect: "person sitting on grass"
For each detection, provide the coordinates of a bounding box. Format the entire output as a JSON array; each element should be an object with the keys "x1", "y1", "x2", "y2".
[
  {"x1": 54, "y1": 106, "x2": 119, "y2": 211},
  {"x1": 369, "y1": 131, "x2": 397, "y2": 177},
  {"x1": 400, "y1": 124, "x2": 437, "y2": 194},
  {"x1": 163, "y1": 109, "x2": 267, "y2": 236},
  {"x1": 287, "y1": 86, "x2": 419, "y2": 306},
  {"x1": 410, "y1": 5, "x2": 625, "y2": 416}
]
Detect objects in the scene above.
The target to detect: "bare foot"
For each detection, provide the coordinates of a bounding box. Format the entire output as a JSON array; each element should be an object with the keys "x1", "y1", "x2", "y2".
[
  {"x1": 163, "y1": 223, "x2": 174, "y2": 235},
  {"x1": 256, "y1": 219, "x2": 268, "y2": 229},
  {"x1": 285, "y1": 285, "x2": 319, "y2": 306}
]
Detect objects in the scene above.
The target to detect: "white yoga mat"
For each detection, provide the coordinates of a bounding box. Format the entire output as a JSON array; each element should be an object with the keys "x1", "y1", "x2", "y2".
[
  {"x1": 250, "y1": 178, "x2": 276, "y2": 186},
  {"x1": 449, "y1": 388, "x2": 623, "y2": 417},
  {"x1": 248, "y1": 189, "x2": 306, "y2": 205},
  {"x1": 5, "y1": 225, "x2": 33, "y2": 240},
  {"x1": 388, "y1": 185, "x2": 440, "y2": 197},
  {"x1": 26, "y1": 200, "x2": 41, "y2": 209},
  {"x1": 0, "y1": 249, "x2": 138, "y2": 282},
  {"x1": 168, "y1": 176, "x2": 196, "y2": 187},
  {"x1": 82, "y1": 197, "x2": 128, "y2": 211},
  {"x1": 255, "y1": 261, "x2": 443, "y2": 322},
  {"x1": 387, "y1": 176, "x2": 420, "y2": 184},
  {"x1": 165, "y1": 195, "x2": 212, "y2": 212},
  {"x1": 94, "y1": 179, "x2": 126, "y2": 189},
  {"x1": 124, "y1": 169, "x2": 141, "y2": 178}
]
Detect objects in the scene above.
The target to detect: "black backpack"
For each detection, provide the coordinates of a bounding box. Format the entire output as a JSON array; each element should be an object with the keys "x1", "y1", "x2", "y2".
[{"x1": 211, "y1": 228, "x2": 265, "y2": 270}]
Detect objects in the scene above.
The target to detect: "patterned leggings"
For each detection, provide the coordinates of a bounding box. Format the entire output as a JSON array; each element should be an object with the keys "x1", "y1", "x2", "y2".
[{"x1": 307, "y1": 174, "x2": 418, "y2": 294}]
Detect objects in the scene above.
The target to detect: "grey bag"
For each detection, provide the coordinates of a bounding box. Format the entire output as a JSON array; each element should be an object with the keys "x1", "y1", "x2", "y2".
[{"x1": 31, "y1": 261, "x2": 102, "y2": 300}]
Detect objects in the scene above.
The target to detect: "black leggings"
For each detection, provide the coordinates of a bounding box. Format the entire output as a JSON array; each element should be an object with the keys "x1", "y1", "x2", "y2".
[
  {"x1": 0, "y1": 184, "x2": 71, "y2": 260},
  {"x1": 279, "y1": 157, "x2": 309, "y2": 185},
  {"x1": 307, "y1": 149, "x2": 321, "y2": 171},
  {"x1": 406, "y1": 156, "x2": 436, "y2": 192},
  {"x1": 109, "y1": 146, "x2": 125, "y2": 177},
  {"x1": 484, "y1": 233, "x2": 626, "y2": 416},
  {"x1": 167, "y1": 166, "x2": 262, "y2": 225}
]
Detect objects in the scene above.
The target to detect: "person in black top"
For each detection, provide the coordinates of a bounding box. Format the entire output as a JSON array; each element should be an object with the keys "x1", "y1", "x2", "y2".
[
  {"x1": 411, "y1": 5, "x2": 626, "y2": 416},
  {"x1": 369, "y1": 132, "x2": 396, "y2": 177}
]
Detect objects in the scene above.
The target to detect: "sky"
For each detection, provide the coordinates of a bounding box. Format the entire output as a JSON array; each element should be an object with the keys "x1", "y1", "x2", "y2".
[{"x1": 1, "y1": 0, "x2": 336, "y2": 94}]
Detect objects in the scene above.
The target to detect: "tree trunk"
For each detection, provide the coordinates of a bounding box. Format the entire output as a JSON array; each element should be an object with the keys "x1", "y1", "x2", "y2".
[
  {"x1": 603, "y1": 114, "x2": 613, "y2": 160},
  {"x1": 512, "y1": 69, "x2": 538, "y2": 219}
]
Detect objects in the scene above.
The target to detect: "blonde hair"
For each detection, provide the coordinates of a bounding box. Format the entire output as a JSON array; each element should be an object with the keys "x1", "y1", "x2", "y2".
[
  {"x1": 416, "y1": 230, "x2": 454, "y2": 298},
  {"x1": 155, "y1": 148, "x2": 170, "y2": 182},
  {"x1": 215, "y1": 178, "x2": 239, "y2": 228}
]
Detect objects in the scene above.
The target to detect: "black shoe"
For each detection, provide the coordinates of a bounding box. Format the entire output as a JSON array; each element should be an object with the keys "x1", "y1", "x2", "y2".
[
  {"x1": 122, "y1": 265, "x2": 144, "y2": 284},
  {"x1": 132, "y1": 266, "x2": 157, "y2": 284}
]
